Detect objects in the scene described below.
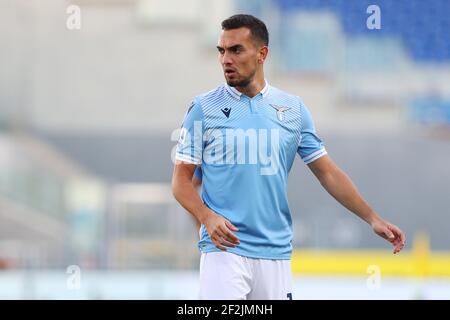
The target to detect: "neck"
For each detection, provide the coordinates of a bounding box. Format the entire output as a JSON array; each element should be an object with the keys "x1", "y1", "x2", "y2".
[{"x1": 235, "y1": 73, "x2": 265, "y2": 98}]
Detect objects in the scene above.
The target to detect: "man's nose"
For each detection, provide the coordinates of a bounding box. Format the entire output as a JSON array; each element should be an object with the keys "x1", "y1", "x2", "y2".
[{"x1": 221, "y1": 51, "x2": 233, "y2": 65}]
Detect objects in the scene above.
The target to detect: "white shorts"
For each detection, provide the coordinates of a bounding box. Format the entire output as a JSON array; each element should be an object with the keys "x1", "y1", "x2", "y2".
[{"x1": 199, "y1": 251, "x2": 292, "y2": 300}]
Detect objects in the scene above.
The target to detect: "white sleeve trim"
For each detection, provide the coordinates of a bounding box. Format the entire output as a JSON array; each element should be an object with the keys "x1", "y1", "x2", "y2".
[
  {"x1": 175, "y1": 153, "x2": 202, "y2": 165},
  {"x1": 303, "y1": 148, "x2": 327, "y2": 164}
]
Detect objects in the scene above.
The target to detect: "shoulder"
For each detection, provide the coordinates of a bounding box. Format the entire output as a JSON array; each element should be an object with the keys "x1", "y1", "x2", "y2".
[
  {"x1": 184, "y1": 85, "x2": 225, "y2": 118},
  {"x1": 268, "y1": 86, "x2": 303, "y2": 107},
  {"x1": 268, "y1": 85, "x2": 305, "y2": 117}
]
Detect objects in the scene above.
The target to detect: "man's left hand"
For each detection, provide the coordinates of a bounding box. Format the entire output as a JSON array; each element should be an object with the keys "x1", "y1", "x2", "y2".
[{"x1": 371, "y1": 219, "x2": 406, "y2": 254}]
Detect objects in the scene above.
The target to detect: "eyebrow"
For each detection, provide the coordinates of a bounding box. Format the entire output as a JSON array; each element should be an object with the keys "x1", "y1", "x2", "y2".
[{"x1": 216, "y1": 44, "x2": 244, "y2": 51}]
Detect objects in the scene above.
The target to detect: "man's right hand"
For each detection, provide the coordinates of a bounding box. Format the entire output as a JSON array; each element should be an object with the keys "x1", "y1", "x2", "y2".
[{"x1": 202, "y1": 210, "x2": 240, "y2": 251}]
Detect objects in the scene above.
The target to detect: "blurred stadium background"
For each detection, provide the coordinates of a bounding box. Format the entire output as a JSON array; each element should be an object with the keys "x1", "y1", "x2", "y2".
[{"x1": 0, "y1": 0, "x2": 449, "y2": 299}]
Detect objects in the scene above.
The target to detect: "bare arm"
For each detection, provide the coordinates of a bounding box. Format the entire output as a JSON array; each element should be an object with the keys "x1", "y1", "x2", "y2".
[
  {"x1": 191, "y1": 172, "x2": 202, "y2": 231},
  {"x1": 307, "y1": 154, "x2": 406, "y2": 254},
  {"x1": 172, "y1": 161, "x2": 240, "y2": 250}
]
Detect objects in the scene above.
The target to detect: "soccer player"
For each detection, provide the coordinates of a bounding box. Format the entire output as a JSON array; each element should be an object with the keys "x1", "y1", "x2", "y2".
[{"x1": 172, "y1": 14, "x2": 405, "y2": 300}]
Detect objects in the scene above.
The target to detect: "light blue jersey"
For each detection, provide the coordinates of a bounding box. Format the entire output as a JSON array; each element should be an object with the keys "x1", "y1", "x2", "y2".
[{"x1": 175, "y1": 81, "x2": 327, "y2": 259}]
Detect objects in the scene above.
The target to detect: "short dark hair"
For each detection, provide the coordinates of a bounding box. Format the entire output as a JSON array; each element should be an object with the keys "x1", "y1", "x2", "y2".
[{"x1": 221, "y1": 14, "x2": 269, "y2": 46}]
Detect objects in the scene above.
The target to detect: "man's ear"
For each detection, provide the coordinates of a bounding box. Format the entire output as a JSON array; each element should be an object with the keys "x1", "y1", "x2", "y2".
[{"x1": 258, "y1": 46, "x2": 268, "y2": 64}]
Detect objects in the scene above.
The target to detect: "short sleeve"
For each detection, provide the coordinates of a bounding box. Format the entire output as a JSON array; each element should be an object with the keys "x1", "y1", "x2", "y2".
[
  {"x1": 297, "y1": 101, "x2": 327, "y2": 164},
  {"x1": 175, "y1": 99, "x2": 204, "y2": 165}
]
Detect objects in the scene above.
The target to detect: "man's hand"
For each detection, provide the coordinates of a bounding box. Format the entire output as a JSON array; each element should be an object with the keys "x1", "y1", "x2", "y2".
[
  {"x1": 308, "y1": 156, "x2": 406, "y2": 254},
  {"x1": 371, "y1": 218, "x2": 406, "y2": 254},
  {"x1": 203, "y1": 210, "x2": 240, "y2": 251}
]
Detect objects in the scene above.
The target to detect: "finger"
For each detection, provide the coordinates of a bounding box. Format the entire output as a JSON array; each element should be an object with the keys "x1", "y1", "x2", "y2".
[
  {"x1": 397, "y1": 240, "x2": 405, "y2": 250},
  {"x1": 394, "y1": 245, "x2": 403, "y2": 254},
  {"x1": 215, "y1": 230, "x2": 236, "y2": 248},
  {"x1": 397, "y1": 244, "x2": 405, "y2": 253},
  {"x1": 219, "y1": 226, "x2": 240, "y2": 244},
  {"x1": 219, "y1": 236, "x2": 238, "y2": 248},
  {"x1": 393, "y1": 226, "x2": 406, "y2": 245},
  {"x1": 384, "y1": 228, "x2": 395, "y2": 241},
  {"x1": 218, "y1": 232, "x2": 239, "y2": 246},
  {"x1": 211, "y1": 235, "x2": 227, "y2": 251},
  {"x1": 216, "y1": 231, "x2": 238, "y2": 247},
  {"x1": 393, "y1": 241, "x2": 405, "y2": 254},
  {"x1": 214, "y1": 243, "x2": 227, "y2": 251},
  {"x1": 225, "y1": 220, "x2": 239, "y2": 232},
  {"x1": 393, "y1": 243, "x2": 399, "y2": 253},
  {"x1": 389, "y1": 225, "x2": 406, "y2": 246},
  {"x1": 388, "y1": 225, "x2": 400, "y2": 237},
  {"x1": 393, "y1": 238, "x2": 402, "y2": 248},
  {"x1": 393, "y1": 241, "x2": 400, "y2": 254},
  {"x1": 214, "y1": 242, "x2": 227, "y2": 251}
]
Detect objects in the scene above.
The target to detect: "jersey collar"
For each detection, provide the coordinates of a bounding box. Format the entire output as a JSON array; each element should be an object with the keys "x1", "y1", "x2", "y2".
[{"x1": 225, "y1": 80, "x2": 270, "y2": 100}]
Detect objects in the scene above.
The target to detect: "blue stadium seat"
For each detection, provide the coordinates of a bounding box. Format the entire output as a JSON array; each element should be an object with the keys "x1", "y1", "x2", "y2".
[{"x1": 273, "y1": 0, "x2": 450, "y2": 62}]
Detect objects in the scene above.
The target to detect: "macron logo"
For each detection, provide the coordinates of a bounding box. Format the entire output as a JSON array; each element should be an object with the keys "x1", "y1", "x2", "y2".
[{"x1": 221, "y1": 107, "x2": 231, "y2": 118}]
